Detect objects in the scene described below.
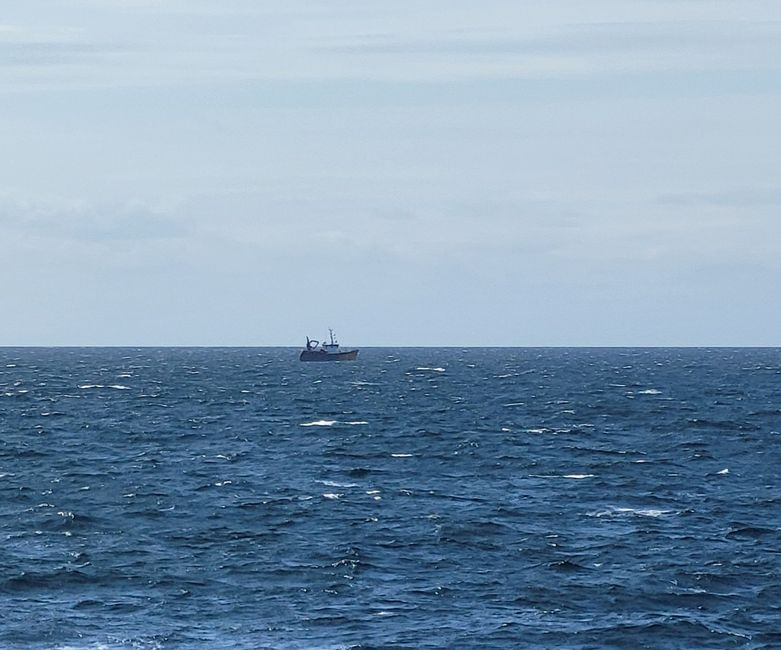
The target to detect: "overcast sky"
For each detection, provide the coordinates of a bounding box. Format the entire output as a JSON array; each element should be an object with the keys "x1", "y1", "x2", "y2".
[{"x1": 2, "y1": 0, "x2": 780, "y2": 345}]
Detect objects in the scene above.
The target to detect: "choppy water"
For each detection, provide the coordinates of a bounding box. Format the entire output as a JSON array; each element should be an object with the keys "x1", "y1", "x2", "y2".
[{"x1": 1, "y1": 348, "x2": 780, "y2": 649}]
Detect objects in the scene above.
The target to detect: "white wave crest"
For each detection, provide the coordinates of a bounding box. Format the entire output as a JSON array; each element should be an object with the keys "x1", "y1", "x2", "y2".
[
  {"x1": 590, "y1": 506, "x2": 673, "y2": 518},
  {"x1": 299, "y1": 419, "x2": 366, "y2": 427},
  {"x1": 78, "y1": 384, "x2": 130, "y2": 390},
  {"x1": 319, "y1": 480, "x2": 358, "y2": 488}
]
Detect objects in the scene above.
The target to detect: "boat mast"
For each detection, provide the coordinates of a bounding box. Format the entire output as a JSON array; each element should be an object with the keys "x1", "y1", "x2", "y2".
[{"x1": 329, "y1": 328, "x2": 335, "y2": 345}]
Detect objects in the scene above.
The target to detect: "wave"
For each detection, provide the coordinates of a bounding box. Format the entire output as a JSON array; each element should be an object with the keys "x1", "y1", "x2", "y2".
[
  {"x1": 78, "y1": 384, "x2": 131, "y2": 390},
  {"x1": 318, "y1": 480, "x2": 358, "y2": 488},
  {"x1": 589, "y1": 506, "x2": 674, "y2": 518},
  {"x1": 5, "y1": 568, "x2": 94, "y2": 590},
  {"x1": 299, "y1": 419, "x2": 367, "y2": 427}
]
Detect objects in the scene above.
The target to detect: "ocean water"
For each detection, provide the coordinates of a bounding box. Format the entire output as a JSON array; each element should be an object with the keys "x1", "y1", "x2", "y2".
[{"x1": 1, "y1": 347, "x2": 780, "y2": 649}]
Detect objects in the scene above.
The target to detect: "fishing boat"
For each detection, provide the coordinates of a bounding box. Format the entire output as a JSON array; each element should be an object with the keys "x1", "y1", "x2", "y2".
[{"x1": 299, "y1": 329, "x2": 359, "y2": 362}]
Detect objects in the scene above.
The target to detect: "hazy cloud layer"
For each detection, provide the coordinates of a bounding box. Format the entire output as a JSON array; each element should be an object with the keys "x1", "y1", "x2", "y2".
[{"x1": 1, "y1": 1, "x2": 780, "y2": 344}]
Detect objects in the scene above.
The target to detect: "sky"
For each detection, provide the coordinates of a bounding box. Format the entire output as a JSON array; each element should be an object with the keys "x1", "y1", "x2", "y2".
[{"x1": 1, "y1": 0, "x2": 780, "y2": 346}]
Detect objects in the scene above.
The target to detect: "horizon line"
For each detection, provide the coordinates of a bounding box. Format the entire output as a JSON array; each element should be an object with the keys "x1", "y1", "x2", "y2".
[{"x1": 1, "y1": 344, "x2": 779, "y2": 350}]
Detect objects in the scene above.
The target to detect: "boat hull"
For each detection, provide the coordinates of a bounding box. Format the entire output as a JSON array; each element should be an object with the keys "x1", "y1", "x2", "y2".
[{"x1": 299, "y1": 349, "x2": 359, "y2": 362}]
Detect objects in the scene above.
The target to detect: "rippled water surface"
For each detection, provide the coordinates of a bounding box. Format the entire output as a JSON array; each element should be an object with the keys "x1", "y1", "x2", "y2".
[{"x1": 1, "y1": 348, "x2": 780, "y2": 649}]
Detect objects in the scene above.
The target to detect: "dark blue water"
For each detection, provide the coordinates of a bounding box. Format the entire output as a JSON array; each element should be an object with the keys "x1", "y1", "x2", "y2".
[{"x1": 1, "y1": 348, "x2": 780, "y2": 649}]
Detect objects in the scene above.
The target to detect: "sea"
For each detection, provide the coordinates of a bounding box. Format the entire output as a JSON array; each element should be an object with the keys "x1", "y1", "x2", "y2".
[{"x1": 1, "y1": 347, "x2": 780, "y2": 649}]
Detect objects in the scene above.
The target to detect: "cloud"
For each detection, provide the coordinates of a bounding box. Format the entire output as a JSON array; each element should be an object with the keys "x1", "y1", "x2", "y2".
[
  {"x1": 327, "y1": 19, "x2": 780, "y2": 54},
  {"x1": 3, "y1": 3, "x2": 780, "y2": 93},
  {"x1": 0, "y1": 41, "x2": 126, "y2": 67},
  {"x1": 658, "y1": 187, "x2": 781, "y2": 207},
  {"x1": 318, "y1": 18, "x2": 781, "y2": 81},
  {"x1": 0, "y1": 197, "x2": 189, "y2": 242},
  {"x1": 172, "y1": 188, "x2": 781, "y2": 272},
  {"x1": 324, "y1": 25, "x2": 683, "y2": 56}
]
